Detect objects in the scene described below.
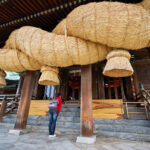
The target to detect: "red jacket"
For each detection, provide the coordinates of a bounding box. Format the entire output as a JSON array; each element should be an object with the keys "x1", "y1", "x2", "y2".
[{"x1": 55, "y1": 96, "x2": 62, "y2": 114}]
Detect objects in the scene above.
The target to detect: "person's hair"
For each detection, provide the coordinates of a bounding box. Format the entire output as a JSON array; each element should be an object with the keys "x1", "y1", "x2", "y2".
[{"x1": 55, "y1": 92, "x2": 61, "y2": 97}]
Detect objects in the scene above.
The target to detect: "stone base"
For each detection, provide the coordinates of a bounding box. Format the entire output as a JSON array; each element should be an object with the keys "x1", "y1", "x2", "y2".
[
  {"x1": 76, "y1": 136, "x2": 96, "y2": 144},
  {"x1": 8, "y1": 129, "x2": 29, "y2": 136}
]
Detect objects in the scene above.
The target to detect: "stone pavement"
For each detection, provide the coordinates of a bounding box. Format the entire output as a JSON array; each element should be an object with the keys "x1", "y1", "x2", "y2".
[{"x1": 0, "y1": 128, "x2": 150, "y2": 150}]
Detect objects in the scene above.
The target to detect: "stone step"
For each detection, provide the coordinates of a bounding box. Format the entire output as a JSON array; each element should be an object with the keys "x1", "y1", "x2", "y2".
[
  {"x1": 123, "y1": 114, "x2": 148, "y2": 120},
  {"x1": 96, "y1": 130, "x2": 150, "y2": 142},
  {"x1": 1, "y1": 122, "x2": 150, "y2": 142},
  {"x1": 61, "y1": 107, "x2": 80, "y2": 112},
  {"x1": 0, "y1": 122, "x2": 80, "y2": 134},
  {"x1": 95, "y1": 124, "x2": 150, "y2": 135},
  {"x1": 2, "y1": 117, "x2": 80, "y2": 129},
  {"x1": 3, "y1": 115, "x2": 80, "y2": 123},
  {"x1": 61, "y1": 104, "x2": 80, "y2": 108},
  {"x1": 59, "y1": 111, "x2": 80, "y2": 117},
  {"x1": 94, "y1": 118, "x2": 150, "y2": 127}
]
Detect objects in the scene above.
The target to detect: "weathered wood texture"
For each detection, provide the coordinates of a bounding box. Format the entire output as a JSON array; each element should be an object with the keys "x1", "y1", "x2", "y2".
[
  {"x1": 59, "y1": 69, "x2": 69, "y2": 99},
  {"x1": 98, "y1": 67, "x2": 105, "y2": 99},
  {"x1": 29, "y1": 100, "x2": 49, "y2": 116},
  {"x1": 81, "y1": 65, "x2": 93, "y2": 137},
  {"x1": 14, "y1": 71, "x2": 36, "y2": 129},
  {"x1": 114, "y1": 78, "x2": 118, "y2": 99},
  {"x1": 0, "y1": 100, "x2": 7, "y2": 122},
  {"x1": 93, "y1": 99, "x2": 124, "y2": 119},
  {"x1": 131, "y1": 76, "x2": 137, "y2": 100},
  {"x1": 132, "y1": 67, "x2": 139, "y2": 95},
  {"x1": 134, "y1": 65, "x2": 150, "y2": 90},
  {"x1": 120, "y1": 78, "x2": 126, "y2": 100},
  {"x1": 29, "y1": 99, "x2": 124, "y2": 120},
  {"x1": 92, "y1": 64, "x2": 98, "y2": 99},
  {"x1": 15, "y1": 74, "x2": 24, "y2": 97},
  {"x1": 32, "y1": 72, "x2": 40, "y2": 99}
]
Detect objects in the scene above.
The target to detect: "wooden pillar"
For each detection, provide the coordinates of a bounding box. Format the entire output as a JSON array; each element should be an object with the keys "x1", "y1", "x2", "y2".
[
  {"x1": 132, "y1": 67, "x2": 139, "y2": 95},
  {"x1": 98, "y1": 67, "x2": 105, "y2": 99},
  {"x1": 32, "y1": 72, "x2": 40, "y2": 99},
  {"x1": 81, "y1": 65, "x2": 93, "y2": 137},
  {"x1": 15, "y1": 74, "x2": 24, "y2": 97},
  {"x1": 114, "y1": 78, "x2": 118, "y2": 99},
  {"x1": 131, "y1": 76, "x2": 136, "y2": 101},
  {"x1": 0, "y1": 99, "x2": 7, "y2": 122},
  {"x1": 108, "y1": 78, "x2": 112, "y2": 99},
  {"x1": 92, "y1": 64, "x2": 98, "y2": 99},
  {"x1": 120, "y1": 78, "x2": 126, "y2": 100},
  {"x1": 14, "y1": 71, "x2": 36, "y2": 129},
  {"x1": 60, "y1": 69, "x2": 69, "y2": 99}
]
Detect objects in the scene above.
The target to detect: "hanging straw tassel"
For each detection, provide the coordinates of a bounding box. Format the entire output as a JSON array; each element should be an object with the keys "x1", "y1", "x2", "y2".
[
  {"x1": 0, "y1": 70, "x2": 6, "y2": 87},
  {"x1": 39, "y1": 66, "x2": 59, "y2": 86},
  {"x1": 103, "y1": 50, "x2": 133, "y2": 77}
]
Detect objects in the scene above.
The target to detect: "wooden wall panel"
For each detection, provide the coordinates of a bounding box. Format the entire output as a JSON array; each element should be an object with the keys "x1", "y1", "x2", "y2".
[
  {"x1": 29, "y1": 99, "x2": 124, "y2": 120},
  {"x1": 29, "y1": 100, "x2": 49, "y2": 116},
  {"x1": 93, "y1": 99, "x2": 124, "y2": 119},
  {"x1": 134, "y1": 65, "x2": 150, "y2": 90}
]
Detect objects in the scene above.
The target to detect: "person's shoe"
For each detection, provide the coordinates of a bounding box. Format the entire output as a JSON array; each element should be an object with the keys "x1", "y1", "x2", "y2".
[
  {"x1": 49, "y1": 134, "x2": 56, "y2": 138},
  {"x1": 48, "y1": 135, "x2": 53, "y2": 138}
]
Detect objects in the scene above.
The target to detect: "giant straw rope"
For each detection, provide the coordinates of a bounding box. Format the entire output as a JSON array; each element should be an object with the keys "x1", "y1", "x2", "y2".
[{"x1": 0, "y1": 1, "x2": 150, "y2": 86}]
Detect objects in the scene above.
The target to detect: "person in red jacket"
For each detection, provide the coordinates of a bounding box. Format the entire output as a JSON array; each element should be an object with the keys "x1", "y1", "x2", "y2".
[{"x1": 48, "y1": 93, "x2": 62, "y2": 137}]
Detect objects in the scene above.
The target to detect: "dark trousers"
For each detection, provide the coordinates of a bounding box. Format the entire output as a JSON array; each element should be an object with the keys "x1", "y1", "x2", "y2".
[{"x1": 48, "y1": 109, "x2": 58, "y2": 135}]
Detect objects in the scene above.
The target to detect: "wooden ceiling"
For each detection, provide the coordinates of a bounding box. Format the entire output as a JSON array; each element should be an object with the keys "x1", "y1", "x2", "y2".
[{"x1": 0, "y1": 0, "x2": 143, "y2": 46}]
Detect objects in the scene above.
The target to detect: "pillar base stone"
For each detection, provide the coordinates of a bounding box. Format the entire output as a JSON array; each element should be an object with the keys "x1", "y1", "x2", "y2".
[
  {"x1": 76, "y1": 136, "x2": 96, "y2": 144},
  {"x1": 8, "y1": 129, "x2": 29, "y2": 136}
]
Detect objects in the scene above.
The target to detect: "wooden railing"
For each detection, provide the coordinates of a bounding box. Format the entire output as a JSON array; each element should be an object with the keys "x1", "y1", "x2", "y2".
[
  {"x1": 123, "y1": 101, "x2": 149, "y2": 120},
  {"x1": 0, "y1": 94, "x2": 20, "y2": 121}
]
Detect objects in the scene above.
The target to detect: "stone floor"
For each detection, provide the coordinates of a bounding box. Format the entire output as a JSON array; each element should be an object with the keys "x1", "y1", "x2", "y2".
[{"x1": 0, "y1": 128, "x2": 150, "y2": 150}]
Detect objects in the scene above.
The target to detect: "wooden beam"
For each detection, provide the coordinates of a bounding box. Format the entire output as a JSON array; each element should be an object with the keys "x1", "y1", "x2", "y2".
[
  {"x1": 81, "y1": 65, "x2": 93, "y2": 137},
  {"x1": 14, "y1": 71, "x2": 36, "y2": 129}
]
